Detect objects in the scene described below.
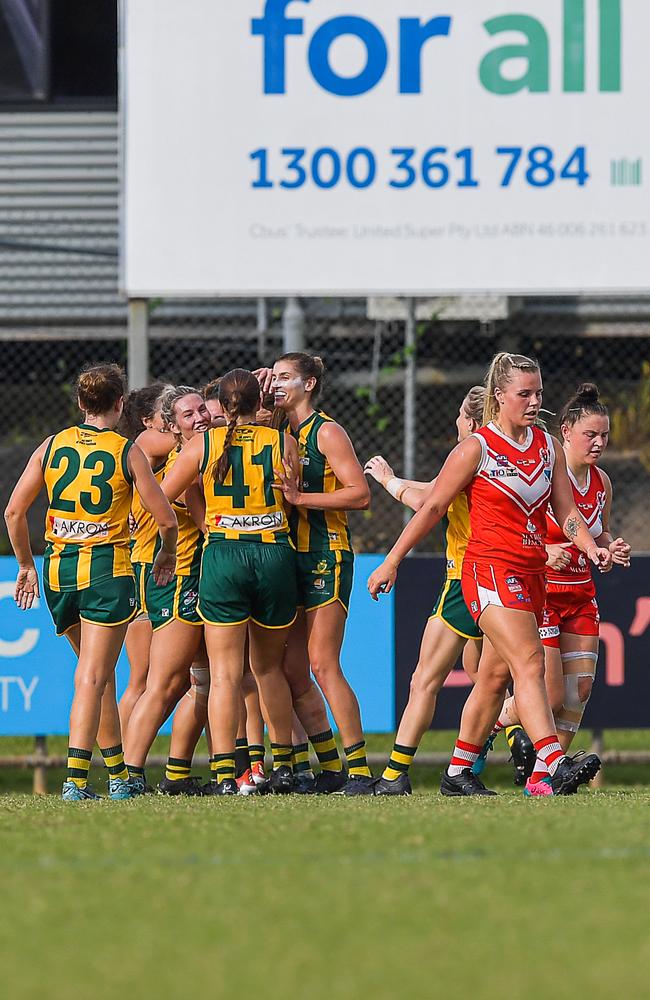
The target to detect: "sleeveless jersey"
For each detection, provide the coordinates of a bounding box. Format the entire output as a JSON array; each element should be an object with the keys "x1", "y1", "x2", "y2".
[
  {"x1": 130, "y1": 460, "x2": 165, "y2": 564},
  {"x1": 442, "y1": 492, "x2": 470, "y2": 581},
  {"x1": 545, "y1": 465, "x2": 606, "y2": 587},
  {"x1": 465, "y1": 423, "x2": 555, "y2": 575},
  {"x1": 42, "y1": 424, "x2": 134, "y2": 592},
  {"x1": 201, "y1": 424, "x2": 291, "y2": 545},
  {"x1": 289, "y1": 411, "x2": 352, "y2": 554},
  {"x1": 163, "y1": 447, "x2": 203, "y2": 575}
]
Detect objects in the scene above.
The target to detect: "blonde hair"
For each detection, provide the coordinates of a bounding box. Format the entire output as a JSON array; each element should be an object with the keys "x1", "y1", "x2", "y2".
[
  {"x1": 463, "y1": 386, "x2": 486, "y2": 425},
  {"x1": 159, "y1": 385, "x2": 201, "y2": 442},
  {"x1": 483, "y1": 352, "x2": 540, "y2": 425}
]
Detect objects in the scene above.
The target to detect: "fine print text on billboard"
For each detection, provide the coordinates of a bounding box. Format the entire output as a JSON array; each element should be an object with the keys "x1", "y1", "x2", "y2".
[{"x1": 122, "y1": 0, "x2": 648, "y2": 296}]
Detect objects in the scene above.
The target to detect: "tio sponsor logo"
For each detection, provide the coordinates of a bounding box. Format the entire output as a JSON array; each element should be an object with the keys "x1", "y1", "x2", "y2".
[{"x1": 251, "y1": 0, "x2": 622, "y2": 97}]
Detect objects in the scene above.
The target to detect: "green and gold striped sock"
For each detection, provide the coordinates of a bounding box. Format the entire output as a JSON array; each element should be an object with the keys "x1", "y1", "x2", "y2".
[
  {"x1": 211, "y1": 753, "x2": 235, "y2": 783},
  {"x1": 235, "y1": 738, "x2": 251, "y2": 779},
  {"x1": 100, "y1": 744, "x2": 129, "y2": 783},
  {"x1": 382, "y1": 744, "x2": 417, "y2": 782},
  {"x1": 344, "y1": 740, "x2": 371, "y2": 778},
  {"x1": 165, "y1": 757, "x2": 191, "y2": 782},
  {"x1": 67, "y1": 747, "x2": 92, "y2": 789},
  {"x1": 292, "y1": 742, "x2": 313, "y2": 776},
  {"x1": 127, "y1": 763, "x2": 145, "y2": 783},
  {"x1": 249, "y1": 744, "x2": 265, "y2": 768},
  {"x1": 310, "y1": 729, "x2": 343, "y2": 773},
  {"x1": 271, "y1": 743, "x2": 293, "y2": 771}
]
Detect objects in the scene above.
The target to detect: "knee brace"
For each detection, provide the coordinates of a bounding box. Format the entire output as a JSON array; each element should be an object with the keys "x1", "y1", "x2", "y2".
[
  {"x1": 185, "y1": 664, "x2": 210, "y2": 701},
  {"x1": 556, "y1": 652, "x2": 597, "y2": 732}
]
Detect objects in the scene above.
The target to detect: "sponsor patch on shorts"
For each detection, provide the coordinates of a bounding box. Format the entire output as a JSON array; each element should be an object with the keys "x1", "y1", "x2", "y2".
[{"x1": 539, "y1": 625, "x2": 560, "y2": 639}]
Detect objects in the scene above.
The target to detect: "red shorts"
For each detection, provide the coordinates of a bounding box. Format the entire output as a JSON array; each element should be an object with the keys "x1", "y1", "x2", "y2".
[
  {"x1": 462, "y1": 561, "x2": 546, "y2": 627},
  {"x1": 539, "y1": 586, "x2": 600, "y2": 648}
]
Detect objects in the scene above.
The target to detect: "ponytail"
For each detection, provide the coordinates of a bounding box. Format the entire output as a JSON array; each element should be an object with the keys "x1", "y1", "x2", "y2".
[
  {"x1": 558, "y1": 382, "x2": 608, "y2": 429},
  {"x1": 483, "y1": 352, "x2": 540, "y2": 425},
  {"x1": 214, "y1": 369, "x2": 261, "y2": 484}
]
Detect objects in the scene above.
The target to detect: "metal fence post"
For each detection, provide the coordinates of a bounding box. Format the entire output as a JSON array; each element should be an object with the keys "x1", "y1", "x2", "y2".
[
  {"x1": 591, "y1": 727, "x2": 604, "y2": 788},
  {"x1": 257, "y1": 297, "x2": 269, "y2": 365},
  {"x1": 33, "y1": 735, "x2": 47, "y2": 795},
  {"x1": 282, "y1": 297, "x2": 305, "y2": 353},
  {"x1": 127, "y1": 298, "x2": 150, "y2": 389},
  {"x1": 403, "y1": 298, "x2": 417, "y2": 527}
]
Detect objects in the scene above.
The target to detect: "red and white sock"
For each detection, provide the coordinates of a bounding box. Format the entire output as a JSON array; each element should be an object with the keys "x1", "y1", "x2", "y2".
[
  {"x1": 529, "y1": 758, "x2": 549, "y2": 785},
  {"x1": 448, "y1": 740, "x2": 481, "y2": 778},
  {"x1": 533, "y1": 736, "x2": 565, "y2": 777}
]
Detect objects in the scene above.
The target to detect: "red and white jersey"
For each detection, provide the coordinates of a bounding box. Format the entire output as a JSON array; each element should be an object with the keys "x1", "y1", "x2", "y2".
[
  {"x1": 465, "y1": 423, "x2": 555, "y2": 574},
  {"x1": 546, "y1": 465, "x2": 606, "y2": 587}
]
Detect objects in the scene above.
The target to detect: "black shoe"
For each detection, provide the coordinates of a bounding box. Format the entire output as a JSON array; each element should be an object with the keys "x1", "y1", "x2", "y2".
[
  {"x1": 440, "y1": 768, "x2": 497, "y2": 797},
  {"x1": 551, "y1": 751, "x2": 601, "y2": 795},
  {"x1": 508, "y1": 727, "x2": 536, "y2": 786},
  {"x1": 313, "y1": 770, "x2": 347, "y2": 795},
  {"x1": 339, "y1": 774, "x2": 376, "y2": 797},
  {"x1": 204, "y1": 778, "x2": 239, "y2": 796},
  {"x1": 293, "y1": 772, "x2": 316, "y2": 795},
  {"x1": 269, "y1": 765, "x2": 294, "y2": 794},
  {"x1": 374, "y1": 773, "x2": 412, "y2": 796},
  {"x1": 157, "y1": 776, "x2": 204, "y2": 797}
]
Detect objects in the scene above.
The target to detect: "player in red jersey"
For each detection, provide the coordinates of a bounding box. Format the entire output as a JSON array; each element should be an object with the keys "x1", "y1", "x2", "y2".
[
  {"x1": 494, "y1": 383, "x2": 630, "y2": 761},
  {"x1": 368, "y1": 352, "x2": 611, "y2": 797}
]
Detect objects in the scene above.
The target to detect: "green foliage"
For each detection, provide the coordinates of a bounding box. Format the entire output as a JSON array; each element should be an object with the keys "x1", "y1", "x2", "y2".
[{"x1": 608, "y1": 362, "x2": 650, "y2": 470}]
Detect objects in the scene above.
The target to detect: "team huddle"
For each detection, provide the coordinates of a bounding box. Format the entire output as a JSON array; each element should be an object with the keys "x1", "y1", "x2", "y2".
[{"x1": 4, "y1": 350, "x2": 631, "y2": 800}]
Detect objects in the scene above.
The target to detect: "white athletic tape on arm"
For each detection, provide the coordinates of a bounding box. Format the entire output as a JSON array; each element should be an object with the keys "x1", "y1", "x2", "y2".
[{"x1": 385, "y1": 477, "x2": 406, "y2": 500}]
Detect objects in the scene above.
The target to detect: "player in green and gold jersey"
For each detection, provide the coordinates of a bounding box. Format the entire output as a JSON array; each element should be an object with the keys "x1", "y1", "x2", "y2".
[
  {"x1": 117, "y1": 382, "x2": 173, "y2": 734},
  {"x1": 162, "y1": 369, "x2": 300, "y2": 795},
  {"x1": 123, "y1": 386, "x2": 210, "y2": 794},
  {"x1": 358, "y1": 387, "x2": 497, "y2": 795},
  {"x1": 272, "y1": 353, "x2": 372, "y2": 796},
  {"x1": 4, "y1": 364, "x2": 177, "y2": 801}
]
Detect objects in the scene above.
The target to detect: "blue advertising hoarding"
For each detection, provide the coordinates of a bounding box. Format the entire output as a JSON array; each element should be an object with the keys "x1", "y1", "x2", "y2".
[{"x1": 0, "y1": 554, "x2": 394, "y2": 735}]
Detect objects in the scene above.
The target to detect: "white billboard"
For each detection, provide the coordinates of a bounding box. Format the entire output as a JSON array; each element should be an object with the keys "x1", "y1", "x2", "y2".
[{"x1": 121, "y1": 0, "x2": 649, "y2": 296}]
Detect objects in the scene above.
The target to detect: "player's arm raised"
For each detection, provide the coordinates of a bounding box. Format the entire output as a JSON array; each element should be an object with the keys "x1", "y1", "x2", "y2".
[
  {"x1": 367, "y1": 437, "x2": 480, "y2": 600},
  {"x1": 364, "y1": 455, "x2": 436, "y2": 513}
]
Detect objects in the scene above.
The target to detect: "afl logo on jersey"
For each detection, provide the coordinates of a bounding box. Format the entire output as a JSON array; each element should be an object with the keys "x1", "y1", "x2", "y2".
[
  {"x1": 596, "y1": 490, "x2": 606, "y2": 510},
  {"x1": 496, "y1": 454, "x2": 509, "y2": 467},
  {"x1": 539, "y1": 447, "x2": 551, "y2": 466}
]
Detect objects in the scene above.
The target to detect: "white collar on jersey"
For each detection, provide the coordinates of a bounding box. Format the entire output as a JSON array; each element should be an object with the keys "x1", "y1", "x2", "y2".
[
  {"x1": 567, "y1": 465, "x2": 591, "y2": 495},
  {"x1": 487, "y1": 421, "x2": 534, "y2": 453}
]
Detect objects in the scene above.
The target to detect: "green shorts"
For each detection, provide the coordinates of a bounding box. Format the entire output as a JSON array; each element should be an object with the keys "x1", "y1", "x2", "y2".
[
  {"x1": 44, "y1": 575, "x2": 137, "y2": 637},
  {"x1": 430, "y1": 578, "x2": 482, "y2": 641},
  {"x1": 146, "y1": 571, "x2": 202, "y2": 632},
  {"x1": 133, "y1": 561, "x2": 152, "y2": 618},
  {"x1": 198, "y1": 541, "x2": 297, "y2": 629},
  {"x1": 296, "y1": 550, "x2": 354, "y2": 614}
]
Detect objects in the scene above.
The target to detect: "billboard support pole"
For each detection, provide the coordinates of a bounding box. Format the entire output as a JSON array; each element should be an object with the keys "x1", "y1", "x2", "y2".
[
  {"x1": 282, "y1": 297, "x2": 305, "y2": 353},
  {"x1": 127, "y1": 298, "x2": 150, "y2": 390},
  {"x1": 403, "y1": 298, "x2": 417, "y2": 526}
]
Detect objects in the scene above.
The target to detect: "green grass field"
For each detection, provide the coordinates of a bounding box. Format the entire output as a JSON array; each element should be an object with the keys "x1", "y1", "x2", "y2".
[{"x1": 2, "y1": 732, "x2": 650, "y2": 999}]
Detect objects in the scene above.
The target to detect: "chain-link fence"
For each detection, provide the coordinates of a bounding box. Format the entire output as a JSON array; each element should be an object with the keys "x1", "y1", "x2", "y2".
[{"x1": 1, "y1": 297, "x2": 649, "y2": 556}]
